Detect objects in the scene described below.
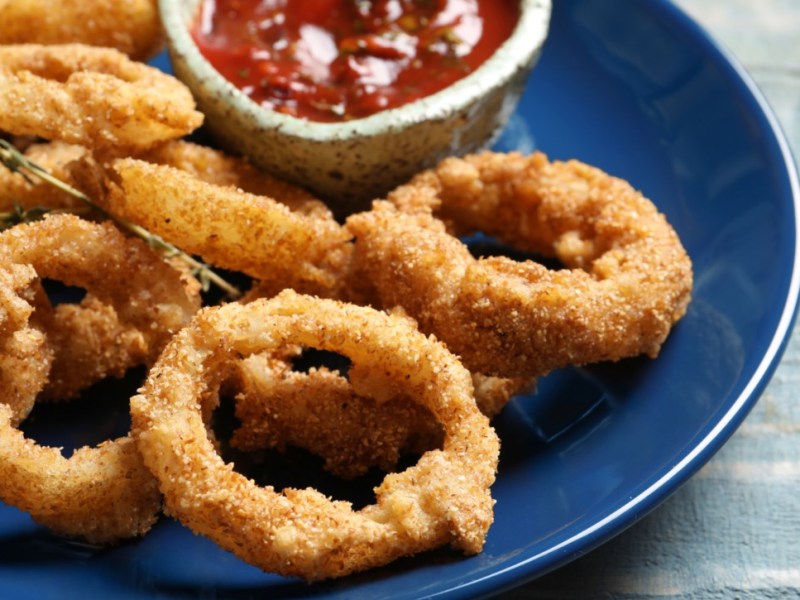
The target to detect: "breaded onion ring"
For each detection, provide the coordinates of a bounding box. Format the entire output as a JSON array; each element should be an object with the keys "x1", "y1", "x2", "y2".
[
  {"x1": 346, "y1": 152, "x2": 693, "y2": 377},
  {"x1": 106, "y1": 158, "x2": 353, "y2": 298},
  {"x1": 131, "y1": 290, "x2": 499, "y2": 580},
  {"x1": 0, "y1": 44, "x2": 203, "y2": 152},
  {"x1": 229, "y1": 353, "x2": 530, "y2": 479},
  {"x1": 0, "y1": 404, "x2": 161, "y2": 544},
  {"x1": 0, "y1": 214, "x2": 200, "y2": 399},
  {"x1": 0, "y1": 0, "x2": 164, "y2": 61},
  {"x1": 0, "y1": 215, "x2": 201, "y2": 543}
]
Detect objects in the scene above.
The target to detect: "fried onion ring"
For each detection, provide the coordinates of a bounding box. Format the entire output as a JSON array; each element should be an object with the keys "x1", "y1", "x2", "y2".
[
  {"x1": 0, "y1": 0, "x2": 164, "y2": 61},
  {"x1": 106, "y1": 158, "x2": 353, "y2": 298},
  {"x1": 346, "y1": 151, "x2": 693, "y2": 377},
  {"x1": 0, "y1": 215, "x2": 201, "y2": 542},
  {"x1": 0, "y1": 404, "x2": 161, "y2": 544},
  {"x1": 0, "y1": 44, "x2": 203, "y2": 152},
  {"x1": 131, "y1": 290, "x2": 499, "y2": 580},
  {"x1": 0, "y1": 213, "x2": 200, "y2": 399}
]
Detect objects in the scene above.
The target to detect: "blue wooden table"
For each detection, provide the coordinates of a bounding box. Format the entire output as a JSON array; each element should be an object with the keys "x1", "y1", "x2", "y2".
[{"x1": 506, "y1": 1, "x2": 800, "y2": 597}]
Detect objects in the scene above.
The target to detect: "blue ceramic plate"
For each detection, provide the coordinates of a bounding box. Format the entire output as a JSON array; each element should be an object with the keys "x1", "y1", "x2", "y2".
[{"x1": 2, "y1": 0, "x2": 798, "y2": 598}]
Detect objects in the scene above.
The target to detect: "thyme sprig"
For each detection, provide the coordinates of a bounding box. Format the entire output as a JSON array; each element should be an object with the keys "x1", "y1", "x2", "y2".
[{"x1": 0, "y1": 139, "x2": 241, "y2": 299}]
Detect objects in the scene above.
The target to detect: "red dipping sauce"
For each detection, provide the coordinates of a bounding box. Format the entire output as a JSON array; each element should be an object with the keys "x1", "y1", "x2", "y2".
[{"x1": 192, "y1": 0, "x2": 519, "y2": 122}]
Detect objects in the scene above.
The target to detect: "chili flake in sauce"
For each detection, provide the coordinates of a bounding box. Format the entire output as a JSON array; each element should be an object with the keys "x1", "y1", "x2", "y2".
[{"x1": 192, "y1": 0, "x2": 519, "y2": 122}]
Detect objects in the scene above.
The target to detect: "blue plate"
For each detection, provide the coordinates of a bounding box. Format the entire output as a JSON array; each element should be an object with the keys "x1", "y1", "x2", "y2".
[{"x1": 2, "y1": 0, "x2": 798, "y2": 598}]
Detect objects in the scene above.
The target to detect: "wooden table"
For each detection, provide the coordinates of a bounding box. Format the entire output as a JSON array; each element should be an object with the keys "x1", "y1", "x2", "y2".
[{"x1": 505, "y1": 1, "x2": 800, "y2": 597}]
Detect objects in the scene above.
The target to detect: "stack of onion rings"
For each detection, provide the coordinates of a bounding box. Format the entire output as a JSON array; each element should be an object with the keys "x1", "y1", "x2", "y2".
[{"x1": 0, "y1": 33, "x2": 695, "y2": 576}]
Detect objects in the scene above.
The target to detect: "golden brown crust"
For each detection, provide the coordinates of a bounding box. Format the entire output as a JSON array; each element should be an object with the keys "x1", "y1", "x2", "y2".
[
  {"x1": 0, "y1": 264, "x2": 52, "y2": 423},
  {"x1": 229, "y1": 354, "x2": 444, "y2": 479},
  {"x1": 137, "y1": 140, "x2": 330, "y2": 218},
  {"x1": 229, "y1": 352, "x2": 531, "y2": 478},
  {"x1": 107, "y1": 158, "x2": 354, "y2": 298},
  {"x1": 0, "y1": 44, "x2": 202, "y2": 152},
  {"x1": 0, "y1": 214, "x2": 201, "y2": 399},
  {"x1": 0, "y1": 404, "x2": 162, "y2": 544},
  {"x1": 131, "y1": 290, "x2": 499, "y2": 580},
  {"x1": 346, "y1": 151, "x2": 693, "y2": 377}
]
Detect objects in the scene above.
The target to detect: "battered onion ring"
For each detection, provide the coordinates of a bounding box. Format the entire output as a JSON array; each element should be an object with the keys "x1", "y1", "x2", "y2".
[
  {"x1": 0, "y1": 0, "x2": 164, "y2": 61},
  {"x1": 0, "y1": 264, "x2": 52, "y2": 423},
  {"x1": 0, "y1": 215, "x2": 200, "y2": 542},
  {"x1": 106, "y1": 158, "x2": 353, "y2": 298},
  {"x1": 346, "y1": 152, "x2": 693, "y2": 377},
  {"x1": 0, "y1": 44, "x2": 203, "y2": 152},
  {"x1": 0, "y1": 404, "x2": 161, "y2": 544},
  {"x1": 229, "y1": 352, "x2": 531, "y2": 479},
  {"x1": 0, "y1": 213, "x2": 200, "y2": 400},
  {"x1": 131, "y1": 290, "x2": 499, "y2": 580}
]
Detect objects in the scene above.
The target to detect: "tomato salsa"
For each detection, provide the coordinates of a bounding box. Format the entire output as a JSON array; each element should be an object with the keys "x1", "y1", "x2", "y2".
[{"x1": 192, "y1": 0, "x2": 519, "y2": 122}]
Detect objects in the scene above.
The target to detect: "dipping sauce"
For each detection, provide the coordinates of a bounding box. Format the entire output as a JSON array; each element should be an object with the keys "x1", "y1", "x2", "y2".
[{"x1": 192, "y1": 0, "x2": 519, "y2": 122}]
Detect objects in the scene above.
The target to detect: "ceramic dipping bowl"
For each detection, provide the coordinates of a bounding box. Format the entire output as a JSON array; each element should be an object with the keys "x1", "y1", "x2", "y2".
[{"x1": 160, "y1": 0, "x2": 552, "y2": 217}]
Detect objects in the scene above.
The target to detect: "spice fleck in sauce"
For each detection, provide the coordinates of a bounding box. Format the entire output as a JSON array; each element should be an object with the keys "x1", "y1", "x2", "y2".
[{"x1": 192, "y1": 0, "x2": 519, "y2": 122}]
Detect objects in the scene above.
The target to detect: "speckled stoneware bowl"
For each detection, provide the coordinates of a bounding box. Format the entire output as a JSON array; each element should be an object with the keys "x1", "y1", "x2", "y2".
[{"x1": 160, "y1": 0, "x2": 552, "y2": 217}]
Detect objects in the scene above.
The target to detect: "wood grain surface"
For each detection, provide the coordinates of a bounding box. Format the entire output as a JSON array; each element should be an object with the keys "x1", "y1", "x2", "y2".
[{"x1": 504, "y1": 1, "x2": 800, "y2": 598}]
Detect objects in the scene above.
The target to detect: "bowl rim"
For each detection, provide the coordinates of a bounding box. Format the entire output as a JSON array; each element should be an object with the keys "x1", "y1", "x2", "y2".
[{"x1": 159, "y1": 0, "x2": 552, "y2": 142}]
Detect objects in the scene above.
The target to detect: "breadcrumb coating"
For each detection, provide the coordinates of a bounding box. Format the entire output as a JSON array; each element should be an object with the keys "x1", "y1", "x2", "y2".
[
  {"x1": 0, "y1": 44, "x2": 202, "y2": 152},
  {"x1": 131, "y1": 291, "x2": 499, "y2": 580},
  {"x1": 347, "y1": 151, "x2": 693, "y2": 377}
]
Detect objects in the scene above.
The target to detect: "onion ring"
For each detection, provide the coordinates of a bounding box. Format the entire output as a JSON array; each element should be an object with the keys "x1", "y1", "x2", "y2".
[
  {"x1": 106, "y1": 158, "x2": 353, "y2": 298},
  {"x1": 131, "y1": 290, "x2": 499, "y2": 580},
  {"x1": 0, "y1": 0, "x2": 164, "y2": 61},
  {"x1": 346, "y1": 151, "x2": 693, "y2": 377},
  {"x1": 0, "y1": 44, "x2": 203, "y2": 152},
  {"x1": 0, "y1": 214, "x2": 201, "y2": 542},
  {"x1": 0, "y1": 213, "x2": 200, "y2": 399},
  {"x1": 0, "y1": 404, "x2": 161, "y2": 544}
]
